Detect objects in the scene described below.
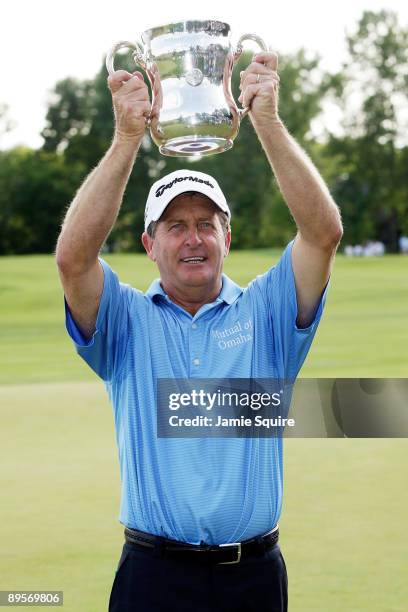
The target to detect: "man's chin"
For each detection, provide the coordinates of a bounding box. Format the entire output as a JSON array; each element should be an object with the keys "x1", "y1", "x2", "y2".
[
  {"x1": 178, "y1": 267, "x2": 215, "y2": 287},
  {"x1": 180, "y1": 273, "x2": 211, "y2": 287}
]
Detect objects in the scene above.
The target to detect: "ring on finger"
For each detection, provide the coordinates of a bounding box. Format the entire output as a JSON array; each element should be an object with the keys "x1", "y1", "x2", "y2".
[{"x1": 256, "y1": 74, "x2": 260, "y2": 84}]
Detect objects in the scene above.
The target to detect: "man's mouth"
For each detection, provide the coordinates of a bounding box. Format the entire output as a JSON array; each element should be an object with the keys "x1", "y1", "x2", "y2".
[{"x1": 180, "y1": 256, "x2": 207, "y2": 264}]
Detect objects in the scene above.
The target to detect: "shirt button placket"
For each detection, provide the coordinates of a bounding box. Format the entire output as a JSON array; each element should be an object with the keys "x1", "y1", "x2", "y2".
[{"x1": 190, "y1": 321, "x2": 200, "y2": 373}]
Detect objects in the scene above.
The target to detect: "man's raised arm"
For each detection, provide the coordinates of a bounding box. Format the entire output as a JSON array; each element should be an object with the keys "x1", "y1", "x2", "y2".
[
  {"x1": 239, "y1": 52, "x2": 343, "y2": 328},
  {"x1": 55, "y1": 70, "x2": 150, "y2": 339}
]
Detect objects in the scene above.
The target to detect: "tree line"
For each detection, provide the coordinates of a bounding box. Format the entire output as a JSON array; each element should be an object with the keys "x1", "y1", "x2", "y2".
[{"x1": 0, "y1": 10, "x2": 407, "y2": 255}]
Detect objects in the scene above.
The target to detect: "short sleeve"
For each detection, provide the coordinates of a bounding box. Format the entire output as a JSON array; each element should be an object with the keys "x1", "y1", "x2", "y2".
[
  {"x1": 64, "y1": 258, "x2": 132, "y2": 382},
  {"x1": 250, "y1": 240, "x2": 329, "y2": 379}
]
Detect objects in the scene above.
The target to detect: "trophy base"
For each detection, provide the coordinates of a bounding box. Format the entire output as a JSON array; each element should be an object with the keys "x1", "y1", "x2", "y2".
[{"x1": 159, "y1": 136, "x2": 234, "y2": 157}]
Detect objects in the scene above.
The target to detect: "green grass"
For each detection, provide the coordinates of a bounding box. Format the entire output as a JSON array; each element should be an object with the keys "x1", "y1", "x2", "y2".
[
  {"x1": 0, "y1": 250, "x2": 407, "y2": 384},
  {"x1": 0, "y1": 251, "x2": 407, "y2": 610},
  {"x1": 0, "y1": 383, "x2": 120, "y2": 611},
  {"x1": 0, "y1": 383, "x2": 406, "y2": 611}
]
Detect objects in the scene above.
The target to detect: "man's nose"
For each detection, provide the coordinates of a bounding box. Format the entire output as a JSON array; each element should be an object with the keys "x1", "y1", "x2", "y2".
[{"x1": 185, "y1": 226, "x2": 202, "y2": 247}]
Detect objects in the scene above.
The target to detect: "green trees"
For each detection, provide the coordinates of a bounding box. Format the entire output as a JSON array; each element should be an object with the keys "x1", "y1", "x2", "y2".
[
  {"x1": 0, "y1": 10, "x2": 407, "y2": 254},
  {"x1": 0, "y1": 147, "x2": 84, "y2": 254},
  {"x1": 327, "y1": 10, "x2": 408, "y2": 251}
]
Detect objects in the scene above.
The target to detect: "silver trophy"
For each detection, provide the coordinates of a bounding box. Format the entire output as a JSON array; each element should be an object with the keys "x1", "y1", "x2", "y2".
[{"x1": 106, "y1": 20, "x2": 267, "y2": 157}]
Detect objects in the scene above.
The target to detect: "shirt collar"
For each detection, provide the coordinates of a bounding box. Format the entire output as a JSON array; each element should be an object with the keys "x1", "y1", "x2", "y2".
[{"x1": 145, "y1": 273, "x2": 242, "y2": 306}]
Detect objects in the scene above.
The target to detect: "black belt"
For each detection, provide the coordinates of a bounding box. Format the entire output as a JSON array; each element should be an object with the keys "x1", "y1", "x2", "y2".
[{"x1": 124, "y1": 525, "x2": 279, "y2": 565}]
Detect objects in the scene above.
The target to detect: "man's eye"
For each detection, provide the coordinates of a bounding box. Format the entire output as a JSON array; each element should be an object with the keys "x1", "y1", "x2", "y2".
[
  {"x1": 199, "y1": 222, "x2": 212, "y2": 229},
  {"x1": 169, "y1": 223, "x2": 183, "y2": 231}
]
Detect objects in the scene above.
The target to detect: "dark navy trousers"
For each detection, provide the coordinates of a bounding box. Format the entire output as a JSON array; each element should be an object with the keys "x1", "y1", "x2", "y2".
[{"x1": 108, "y1": 540, "x2": 288, "y2": 611}]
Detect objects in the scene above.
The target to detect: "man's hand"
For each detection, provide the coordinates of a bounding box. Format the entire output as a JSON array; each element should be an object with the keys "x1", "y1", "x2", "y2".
[
  {"x1": 238, "y1": 52, "x2": 280, "y2": 131},
  {"x1": 107, "y1": 70, "x2": 151, "y2": 144}
]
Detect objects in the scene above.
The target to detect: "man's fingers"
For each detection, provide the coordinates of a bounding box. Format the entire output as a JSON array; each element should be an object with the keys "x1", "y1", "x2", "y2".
[
  {"x1": 132, "y1": 71, "x2": 145, "y2": 81},
  {"x1": 116, "y1": 99, "x2": 151, "y2": 119},
  {"x1": 252, "y1": 51, "x2": 278, "y2": 70},
  {"x1": 107, "y1": 70, "x2": 134, "y2": 93},
  {"x1": 238, "y1": 81, "x2": 278, "y2": 107},
  {"x1": 239, "y1": 83, "x2": 259, "y2": 108},
  {"x1": 240, "y1": 72, "x2": 279, "y2": 94},
  {"x1": 240, "y1": 65, "x2": 279, "y2": 84},
  {"x1": 241, "y1": 73, "x2": 279, "y2": 89},
  {"x1": 240, "y1": 64, "x2": 273, "y2": 77},
  {"x1": 117, "y1": 75, "x2": 148, "y2": 97},
  {"x1": 108, "y1": 70, "x2": 147, "y2": 95},
  {"x1": 118, "y1": 86, "x2": 151, "y2": 103}
]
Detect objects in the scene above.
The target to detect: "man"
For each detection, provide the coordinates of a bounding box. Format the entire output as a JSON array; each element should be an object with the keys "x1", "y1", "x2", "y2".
[{"x1": 56, "y1": 51, "x2": 342, "y2": 611}]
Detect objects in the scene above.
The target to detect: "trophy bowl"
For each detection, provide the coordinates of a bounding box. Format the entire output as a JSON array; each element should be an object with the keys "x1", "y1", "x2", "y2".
[{"x1": 106, "y1": 20, "x2": 268, "y2": 157}]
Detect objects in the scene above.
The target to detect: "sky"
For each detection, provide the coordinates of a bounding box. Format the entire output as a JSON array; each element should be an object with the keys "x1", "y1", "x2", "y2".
[{"x1": 1, "y1": 0, "x2": 407, "y2": 149}]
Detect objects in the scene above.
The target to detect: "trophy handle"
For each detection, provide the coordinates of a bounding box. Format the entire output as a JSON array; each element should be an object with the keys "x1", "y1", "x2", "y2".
[
  {"x1": 106, "y1": 40, "x2": 146, "y2": 74},
  {"x1": 105, "y1": 40, "x2": 152, "y2": 125},
  {"x1": 233, "y1": 33, "x2": 269, "y2": 120}
]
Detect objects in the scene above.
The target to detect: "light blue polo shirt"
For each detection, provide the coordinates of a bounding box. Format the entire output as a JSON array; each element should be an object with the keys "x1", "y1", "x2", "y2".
[{"x1": 65, "y1": 240, "x2": 328, "y2": 544}]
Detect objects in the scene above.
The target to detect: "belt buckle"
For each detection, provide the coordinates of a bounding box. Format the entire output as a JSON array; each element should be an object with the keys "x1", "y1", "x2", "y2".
[{"x1": 218, "y1": 542, "x2": 242, "y2": 564}]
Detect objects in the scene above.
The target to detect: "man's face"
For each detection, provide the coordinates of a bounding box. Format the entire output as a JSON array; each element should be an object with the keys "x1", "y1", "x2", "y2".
[{"x1": 142, "y1": 193, "x2": 231, "y2": 295}]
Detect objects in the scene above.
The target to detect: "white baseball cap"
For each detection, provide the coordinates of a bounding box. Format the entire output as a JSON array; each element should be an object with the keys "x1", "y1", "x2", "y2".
[{"x1": 144, "y1": 169, "x2": 231, "y2": 231}]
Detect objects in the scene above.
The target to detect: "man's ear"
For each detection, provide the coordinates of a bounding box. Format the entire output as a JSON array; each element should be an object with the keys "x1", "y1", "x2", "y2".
[
  {"x1": 224, "y1": 228, "x2": 231, "y2": 257},
  {"x1": 141, "y1": 232, "x2": 156, "y2": 261}
]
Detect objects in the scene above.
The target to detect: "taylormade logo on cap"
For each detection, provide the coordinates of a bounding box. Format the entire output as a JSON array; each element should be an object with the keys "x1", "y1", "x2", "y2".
[
  {"x1": 155, "y1": 175, "x2": 215, "y2": 198},
  {"x1": 144, "y1": 169, "x2": 231, "y2": 231}
]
